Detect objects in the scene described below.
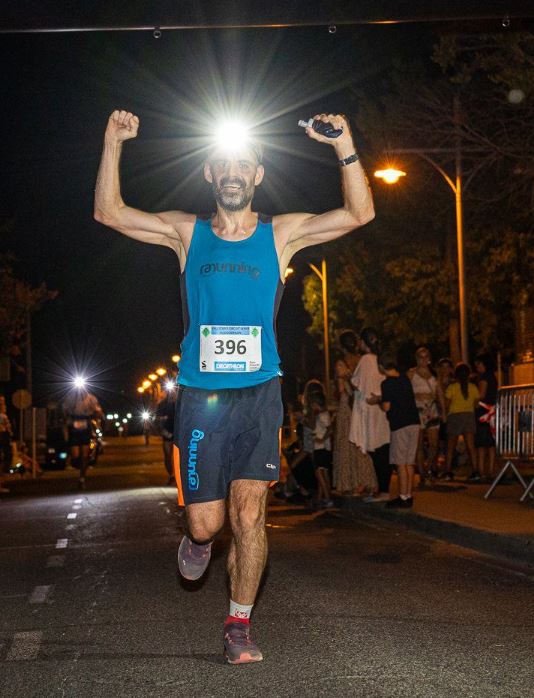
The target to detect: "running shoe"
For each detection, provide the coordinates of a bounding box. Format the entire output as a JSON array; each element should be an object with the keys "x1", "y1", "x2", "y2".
[
  {"x1": 467, "y1": 472, "x2": 482, "y2": 483},
  {"x1": 223, "y1": 622, "x2": 263, "y2": 664},
  {"x1": 177, "y1": 535, "x2": 212, "y2": 580},
  {"x1": 386, "y1": 496, "x2": 413, "y2": 509}
]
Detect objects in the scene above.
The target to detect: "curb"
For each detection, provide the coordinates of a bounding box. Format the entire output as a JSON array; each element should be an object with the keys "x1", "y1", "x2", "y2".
[{"x1": 340, "y1": 497, "x2": 534, "y2": 569}]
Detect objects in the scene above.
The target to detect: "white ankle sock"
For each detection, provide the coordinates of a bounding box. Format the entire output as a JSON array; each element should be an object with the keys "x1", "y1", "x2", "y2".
[
  {"x1": 400, "y1": 494, "x2": 411, "y2": 500},
  {"x1": 229, "y1": 600, "x2": 253, "y2": 620}
]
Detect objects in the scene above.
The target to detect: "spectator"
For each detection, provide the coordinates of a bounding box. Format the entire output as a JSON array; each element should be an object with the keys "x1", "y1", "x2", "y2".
[
  {"x1": 409, "y1": 347, "x2": 446, "y2": 486},
  {"x1": 474, "y1": 353, "x2": 498, "y2": 482},
  {"x1": 370, "y1": 350, "x2": 420, "y2": 508},
  {"x1": 443, "y1": 363, "x2": 479, "y2": 481},
  {"x1": 332, "y1": 330, "x2": 375, "y2": 496},
  {"x1": 436, "y1": 358, "x2": 454, "y2": 471},
  {"x1": 311, "y1": 393, "x2": 334, "y2": 508},
  {"x1": 349, "y1": 328, "x2": 390, "y2": 502},
  {"x1": 0, "y1": 396, "x2": 12, "y2": 494},
  {"x1": 156, "y1": 385, "x2": 179, "y2": 485}
]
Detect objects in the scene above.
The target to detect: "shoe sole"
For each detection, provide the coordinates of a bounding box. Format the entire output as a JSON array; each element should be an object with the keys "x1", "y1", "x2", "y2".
[
  {"x1": 224, "y1": 650, "x2": 263, "y2": 664},
  {"x1": 177, "y1": 537, "x2": 211, "y2": 581}
]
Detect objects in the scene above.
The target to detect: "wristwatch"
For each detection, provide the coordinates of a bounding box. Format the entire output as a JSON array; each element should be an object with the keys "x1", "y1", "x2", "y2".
[{"x1": 339, "y1": 153, "x2": 359, "y2": 167}]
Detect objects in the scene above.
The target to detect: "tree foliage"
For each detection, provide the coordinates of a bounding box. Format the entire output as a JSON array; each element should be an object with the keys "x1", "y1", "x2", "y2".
[
  {"x1": 303, "y1": 32, "x2": 534, "y2": 362},
  {"x1": 0, "y1": 255, "x2": 57, "y2": 356}
]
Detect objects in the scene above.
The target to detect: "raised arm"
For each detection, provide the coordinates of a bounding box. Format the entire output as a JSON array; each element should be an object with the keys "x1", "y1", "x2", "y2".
[
  {"x1": 274, "y1": 113, "x2": 375, "y2": 260},
  {"x1": 93, "y1": 110, "x2": 194, "y2": 263}
]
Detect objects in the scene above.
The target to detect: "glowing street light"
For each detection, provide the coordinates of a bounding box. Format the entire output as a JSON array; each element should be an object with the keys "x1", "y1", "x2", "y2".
[
  {"x1": 141, "y1": 411, "x2": 151, "y2": 421},
  {"x1": 142, "y1": 380, "x2": 151, "y2": 390},
  {"x1": 171, "y1": 354, "x2": 180, "y2": 363},
  {"x1": 155, "y1": 367, "x2": 167, "y2": 376},
  {"x1": 148, "y1": 373, "x2": 158, "y2": 382},
  {"x1": 137, "y1": 387, "x2": 145, "y2": 394},
  {"x1": 374, "y1": 168, "x2": 406, "y2": 184}
]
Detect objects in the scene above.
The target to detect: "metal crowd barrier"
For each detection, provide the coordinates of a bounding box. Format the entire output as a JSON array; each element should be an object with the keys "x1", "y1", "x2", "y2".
[{"x1": 485, "y1": 383, "x2": 534, "y2": 502}]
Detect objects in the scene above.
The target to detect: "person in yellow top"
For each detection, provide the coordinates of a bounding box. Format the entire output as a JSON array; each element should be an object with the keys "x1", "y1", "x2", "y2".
[{"x1": 443, "y1": 363, "x2": 479, "y2": 481}]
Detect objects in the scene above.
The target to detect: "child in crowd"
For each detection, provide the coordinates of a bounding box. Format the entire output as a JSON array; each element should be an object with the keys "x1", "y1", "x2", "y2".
[
  {"x1": 369, "y1": 350, "x2": 420, "y2": 508},
  {"x1": 443, "y1": 363, "x2": 479, "y2": 481},
  {"x1": 311, "y1": 394, "x2": 334, "y2": 509}
]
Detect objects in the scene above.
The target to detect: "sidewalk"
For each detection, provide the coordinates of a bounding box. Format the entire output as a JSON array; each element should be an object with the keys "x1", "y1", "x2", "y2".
[{"x1": 340, "y1": 479, "x2": 534, "y2": 569}]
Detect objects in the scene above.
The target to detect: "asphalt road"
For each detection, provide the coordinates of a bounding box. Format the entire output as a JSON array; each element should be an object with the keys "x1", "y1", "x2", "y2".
[{"x1": 1, "y1": 438, "x2": 533, "y2": 698}]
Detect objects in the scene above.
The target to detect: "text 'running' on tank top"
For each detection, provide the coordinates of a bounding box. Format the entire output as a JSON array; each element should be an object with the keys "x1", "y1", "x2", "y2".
[{"x1": 178, "y1": 214, "x2": 284, "y2": 389}]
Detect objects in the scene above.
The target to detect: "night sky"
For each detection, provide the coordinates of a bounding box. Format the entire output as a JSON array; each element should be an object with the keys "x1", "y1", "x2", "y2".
[{"x1": 0, "y1": 14, "x2": 489, "y2": 410}]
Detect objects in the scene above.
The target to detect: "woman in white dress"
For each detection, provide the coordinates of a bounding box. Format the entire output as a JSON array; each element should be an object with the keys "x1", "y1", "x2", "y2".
[
  {"x1": 332, "y1": 331, "x2": 376, "y2": 495},
  {"x1": 349, "y1": 328, "x2": 390, "y2": 502}
]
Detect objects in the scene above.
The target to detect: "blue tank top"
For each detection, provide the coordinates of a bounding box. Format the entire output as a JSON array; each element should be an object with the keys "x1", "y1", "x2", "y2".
[{"x1": 178, "y1": 215, "x2": 284, "y2": 389}]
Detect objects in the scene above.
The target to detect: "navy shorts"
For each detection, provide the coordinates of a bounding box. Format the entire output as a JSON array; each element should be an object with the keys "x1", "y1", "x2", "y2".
[{"x1": 173, "y1": 378, "x2": 283, "y2": 506}]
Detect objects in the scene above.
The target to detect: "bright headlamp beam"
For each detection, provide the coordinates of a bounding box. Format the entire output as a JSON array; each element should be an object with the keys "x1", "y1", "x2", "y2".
[
  {"x1": 214, "y1": 120, "x2": 250, "y2": 151},
  {"x1": 73, "y1": 376, "x2": 86, "y2": 389}
]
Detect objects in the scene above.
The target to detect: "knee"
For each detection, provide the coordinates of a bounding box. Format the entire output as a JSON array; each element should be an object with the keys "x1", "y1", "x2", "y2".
[
  {"x1": 232, "y1": 502, "x2": 265, "y2": 537},
  {"x1": 187, "y1": 510, "x2": 224, "y2": 542}
]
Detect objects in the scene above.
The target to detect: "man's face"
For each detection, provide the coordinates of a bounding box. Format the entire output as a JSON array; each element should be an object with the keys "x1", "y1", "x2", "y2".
[{"x1": 204, "y1": 146, "x2": 264, "y2": 212}]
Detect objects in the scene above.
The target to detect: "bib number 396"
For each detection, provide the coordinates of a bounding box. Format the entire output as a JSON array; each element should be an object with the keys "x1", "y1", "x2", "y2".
[{"x1": 200, "y1": 325, "x2": 262, "y2": 373}]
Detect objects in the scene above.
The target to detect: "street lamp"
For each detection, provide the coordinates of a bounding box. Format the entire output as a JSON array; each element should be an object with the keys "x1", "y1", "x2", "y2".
[
  {"x1": 375, "y1": 155, "x2": 468, "y2": 363},
  {"x1": 374, "y1": 168, "x2": 406, "y2": 184},
  {"x1": 308, "y1": 259, "x2": 330, "y2": 401}
]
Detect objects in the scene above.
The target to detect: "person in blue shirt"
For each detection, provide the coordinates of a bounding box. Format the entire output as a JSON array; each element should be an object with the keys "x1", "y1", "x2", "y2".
[{"x1": 94, "y1": 109, "x2": 375, "y2": 664}]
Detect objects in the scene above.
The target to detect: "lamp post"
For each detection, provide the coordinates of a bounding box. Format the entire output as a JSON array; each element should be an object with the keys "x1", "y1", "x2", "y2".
[
  {"x1": 308, "y1": 259, "x2": 330, "y2": 401},
  {"x1": 373, "y1": 96, "x2": 483, "y2": 364}
]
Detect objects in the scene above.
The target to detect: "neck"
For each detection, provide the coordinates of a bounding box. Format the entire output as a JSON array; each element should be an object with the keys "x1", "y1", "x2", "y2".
[{"x1": 212, "y1": 206, "x2": 257, "y2": 237}]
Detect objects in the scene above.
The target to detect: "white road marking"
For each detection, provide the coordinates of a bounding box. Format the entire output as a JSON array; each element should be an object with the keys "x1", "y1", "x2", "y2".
[
  {"x1": 29, "y1": 585, "x2": 53, "y2": 604},
  {"x1": 67, "y1": 513, "x2": 77, "y2": 519},
  {"x1": 6, "y1": 631, "x2": 43, "y2": 661},
  {"x1": 46, "y1": 555, "x2": 65, "y2": 568},
  {"x1": 72, "y1": 505, "x2": 81, "y2": 510},
  {"x1": 74, "y1": 498, "x2": 83, "y2": 504},
  {"x1": 56, "y1": 538, "x2": 68, "y2": 549}
]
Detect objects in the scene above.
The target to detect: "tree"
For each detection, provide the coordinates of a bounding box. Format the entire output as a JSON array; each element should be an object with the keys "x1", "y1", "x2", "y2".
[
  {"x1": 303, "y1": 33, "x2": 534, "y2": 363},
  {"x1": 0, "y1": 254, "x2": 57, "y2": 371}
]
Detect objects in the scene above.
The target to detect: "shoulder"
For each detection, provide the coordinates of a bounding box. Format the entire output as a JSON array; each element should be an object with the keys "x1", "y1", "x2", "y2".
[
  {"x1": 273, "y1": 212, "x2": 314, "y2": 252},
  {"x1": 159, "y1": 211, "x2": 197, "y2": 246}
]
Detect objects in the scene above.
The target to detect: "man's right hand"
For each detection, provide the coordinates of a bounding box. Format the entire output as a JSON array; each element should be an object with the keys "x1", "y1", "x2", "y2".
[{"x1": 105, "y1": 110, "x2": 140, "y2": 143}]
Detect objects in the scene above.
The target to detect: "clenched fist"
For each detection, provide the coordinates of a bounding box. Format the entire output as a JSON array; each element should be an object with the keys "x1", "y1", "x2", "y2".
[{"x1": 105, "y1": 110, "x2": 140, "y2": 144}]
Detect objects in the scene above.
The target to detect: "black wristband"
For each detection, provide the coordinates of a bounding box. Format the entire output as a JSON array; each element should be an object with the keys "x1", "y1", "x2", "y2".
[{"x1": 339, "y1": 153, "x2": 359, "y2": 167}]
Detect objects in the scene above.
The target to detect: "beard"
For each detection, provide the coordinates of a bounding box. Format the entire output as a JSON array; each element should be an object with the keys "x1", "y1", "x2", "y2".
[{"x1": 212, "y1": 177, "x2": 255, "y2": 212}]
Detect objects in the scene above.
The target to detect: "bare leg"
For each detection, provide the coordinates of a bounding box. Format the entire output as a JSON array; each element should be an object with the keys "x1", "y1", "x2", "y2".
[
  {"x1": 464, "y1": 432, "x2": 477, "y2": 473},
  {"x1": 227, "y1": 480, "x2": 270, "y2": 606},
  {"x1": 186, "y1": 499, "x2": 226, "y2": 543},
  {"x1": 476, "y1": 447, "x2": 486, "y2": 477},
  {"x1": 487, "y1": 447, "x2": 496, "y2": 479},
  {"x1": 79, "y1": 445, "x2": 90, "y2": 479},
  {"x1": 407, "y1": 465, "x2": 415, "y2": 496},
  {"x1": 397, "y1": 464, "x2": 408, "y2": 496},
  {"x1": 416, "y1": 429, "x2": 426, "y2": 483},
  {"x1": 427, "y1": 428, "x2": 439, "y2": 476},
  {"x1": 316, "y1": 468, "x2": 331, "y2": 501},
  {"x1": 162, "y1": 440, "x2": 173, "y2": 477},
  {"x1": 445, "y1": 435, "x2": 459, "y2": 473}
]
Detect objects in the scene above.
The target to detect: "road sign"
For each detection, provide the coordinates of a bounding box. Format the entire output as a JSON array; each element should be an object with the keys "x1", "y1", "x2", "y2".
[{"x1": 12, "y1": 389, "x2": 32, "y2": 410}]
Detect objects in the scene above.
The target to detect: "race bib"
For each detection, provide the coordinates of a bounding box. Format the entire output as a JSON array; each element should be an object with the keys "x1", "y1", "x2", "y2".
[
  {"x1": 200, "y1": 325, "x2": 262, "y2": 373},
  {"x1": 73, "y1": 419, "x2": 89, "y2": 430}
]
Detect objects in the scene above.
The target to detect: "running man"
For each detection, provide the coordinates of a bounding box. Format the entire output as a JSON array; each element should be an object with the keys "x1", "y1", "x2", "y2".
[{"x1": 94, "y1": 109, "x2": 374, "y2": 663}]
